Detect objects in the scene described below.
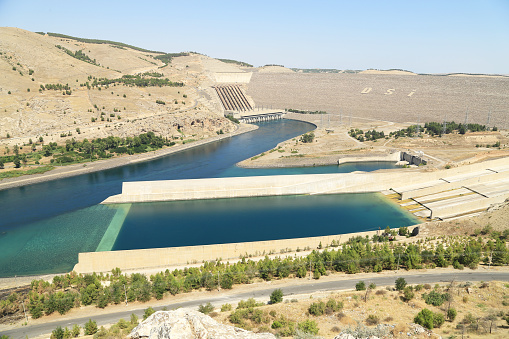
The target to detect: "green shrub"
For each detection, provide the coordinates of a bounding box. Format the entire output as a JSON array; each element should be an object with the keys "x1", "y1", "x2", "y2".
[
  {"x1": 143, "y1": 307, "x2": 155, "y2": 320},
  {"x1": 51, "y1": 326, "x2": 65, "y2": 339},
  {"x1": 422, "y1": 291, "x2": 450, "y2": 306},
  {"x1": 447, "y1": 308, "x2": 457, "y2": 321},
  {"x1": 414, "y1": 309, "x2": 435, "y2": 330},
  {"x1": 270, "y1": 289, "x2": 283, "y2": 304},
  {"x1": 395, "y1": 277, "x2": 407, "y2": 291},
  {"x1": 221, "y1": 303, "x2": 232, "y2": 312},
  {"x1": 355, "y1": 281, "x2": 366, "y2": 291},
  {"x1": 237, "y1": 298, "x2": 264, "y2": 309},
  {"x1": 414, "y1": 308, "x2": 444, "y2": 329},
  {"x1": 402, "y1": 287, "x2": 415, "y2": 301},
  {"x1": 308, "y1": 301, "x2": 326, "y2": 316},
  {"x1": 84, "y1": 319, "x2": 98, "y2": 335},
  {"x1": 298, "y1": 319, "x2": 319, "y2": 335},
  {"x1": 198, "y1": 302, "x2": 214, "y2": 314}
]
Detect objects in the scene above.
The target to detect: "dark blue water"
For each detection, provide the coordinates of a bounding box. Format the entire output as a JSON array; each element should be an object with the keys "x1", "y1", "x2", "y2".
[
  {"x1": 0, "y1": 120, "x2": 413, "y2": 277},
  {"x1": 114, "y1": 193, "x2": 417, "y2": 251}
]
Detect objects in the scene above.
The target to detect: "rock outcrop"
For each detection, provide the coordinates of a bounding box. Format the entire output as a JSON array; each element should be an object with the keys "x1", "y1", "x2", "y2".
[{"x1": 129, "y1": 309, "x2": 276, "y2": 339}]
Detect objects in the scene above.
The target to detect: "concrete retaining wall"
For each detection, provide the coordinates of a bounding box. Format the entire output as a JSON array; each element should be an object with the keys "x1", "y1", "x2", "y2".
[
  {"x1": 432, "y1": 194, "x2": 509, "y2": 219},
  {"x1": 74, "y1": 230, "x2": 383, "y2": 274},
  {"x1": 337, "y1": 152, "x2": 400, "y2": 164},
  {"x1": 102, "y1": 157, "x2": 509, "y2": 204},
  {"x1": 401, "y1": 170, "x2": 509, "y2": 200}
]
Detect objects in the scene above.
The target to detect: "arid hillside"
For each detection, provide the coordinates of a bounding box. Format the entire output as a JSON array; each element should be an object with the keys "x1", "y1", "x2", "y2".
[
  {"x1": 247, "y1": 72, "x2": 509, "y2": 128},
  {"x1": 0, "y1": 27, "x2": 234, "y2": 148}
]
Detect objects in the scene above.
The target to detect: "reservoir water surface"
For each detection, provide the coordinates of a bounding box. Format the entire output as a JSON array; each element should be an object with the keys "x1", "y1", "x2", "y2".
[{"x1": 0, "y1": 120, "x2": 418, "y2": 277}]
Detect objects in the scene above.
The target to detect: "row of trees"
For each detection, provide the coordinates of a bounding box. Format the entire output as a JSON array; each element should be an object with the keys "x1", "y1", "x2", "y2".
[
  {"x1": 286, "y1": 108, "x2": 327, "y2": 114},
  {"x1": 424, "y1": 121, "x2": 489, "y2": 136},
  {"x1": 1, "y1": 132, "x2": 175, "y2": 167},
  {"x1": 86, "y1": 74, "x2": 184, "y2": 88},
  {"x1": 17, "y1": 235, "x2": 508, "y2": 319},
  {"x1": 55, "y1": 45, "x2": 98, "y2": 66},
  {"x1": 349, "y1": 129, "x2": 385, "y2": 142}
]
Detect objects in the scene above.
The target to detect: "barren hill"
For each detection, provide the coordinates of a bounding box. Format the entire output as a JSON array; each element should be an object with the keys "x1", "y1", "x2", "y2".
[{"x1": 0, "y1": 27, "x2": 235, "y2": 148}]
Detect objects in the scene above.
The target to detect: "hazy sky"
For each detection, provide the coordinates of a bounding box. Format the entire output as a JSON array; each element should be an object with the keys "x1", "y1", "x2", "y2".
[{"x1": 1, "y1": 0, "x2": 508, "y2": 74}]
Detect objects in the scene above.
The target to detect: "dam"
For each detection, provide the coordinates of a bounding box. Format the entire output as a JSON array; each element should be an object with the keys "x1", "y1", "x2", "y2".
[{"x1": 102, "y1": 157, "x2": 509, "y2": 221}]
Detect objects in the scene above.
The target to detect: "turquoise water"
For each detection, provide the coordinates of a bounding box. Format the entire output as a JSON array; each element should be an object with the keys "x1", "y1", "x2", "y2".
[{"x1": 0, "y1": 120, "x2": 413, "y2": 277}]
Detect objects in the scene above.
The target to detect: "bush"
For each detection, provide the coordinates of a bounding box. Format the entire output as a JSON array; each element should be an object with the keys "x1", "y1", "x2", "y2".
[
  {"x1": 84, "y1": 319, "x2": 98, "y2": 335},
  {"x1": 402, "y1": 287, "x2": 415, "y2": 301},
  {"x1": 308, "y1": 301, "x2": 326, "y2": 316},
  {"x1": 298, "y1": 319, "x2": 319, "y2": 335},
  {"x1": 414, "y1": 308, "x2": 445, "y2": 329},
  {"x1": 366, "y1": 314, "x2": 380, "y2": 325},
  {"x1": 51, "y1": 326, "x2": 64, "y2": 339},
  {"x1": 326, "y1": 298, "x2": 343, "y2": 313},
  {"x1": 270, "y1": 289, "x2": 283, "y2": 304},
  {"x1": 221, "y1": 303, "x2": 232, "y2": 312},
  {"x1": 356, "y1": 281, "x2": 366, "y2": 291},
  {"x1": 414, "y1": 309, "x2": 435, "y2": 330},
  {"x1": 300, "y1": 132, "x2": 315, "y2": 143},
  {"x1": 143, "y1": 306, "x2": 155, "y2": 320},
  {"x1": 71, "y1": 324, "x2": 81, "y2": 337},
  {"x1": 447, "y1": 308, "x2": 457, "y2": 321},
  {"x1": 395, "y1": 277, "x2": 407, "y2": 291},
  {"x1": 198, "y1": 302, "x2": 214, "y2": 314},
  {"x1": 422, "y1": 291, "x2": 450, "y2": 306}
]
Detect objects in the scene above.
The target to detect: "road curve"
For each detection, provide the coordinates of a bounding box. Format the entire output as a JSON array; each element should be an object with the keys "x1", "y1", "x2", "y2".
[{"x1": 3, "y1": 271, "x2": 509, "y2": 338}]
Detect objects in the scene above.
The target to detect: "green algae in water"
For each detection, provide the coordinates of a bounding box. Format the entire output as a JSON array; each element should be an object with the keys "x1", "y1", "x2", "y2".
[{"x1": 0, "y1": 205, "x2": 117, "y2": 277}]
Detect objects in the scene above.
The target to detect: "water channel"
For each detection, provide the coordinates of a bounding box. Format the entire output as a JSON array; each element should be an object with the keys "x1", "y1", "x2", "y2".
[{"x1": 0, "y1": 119, "x2": 418, "y2": 277}]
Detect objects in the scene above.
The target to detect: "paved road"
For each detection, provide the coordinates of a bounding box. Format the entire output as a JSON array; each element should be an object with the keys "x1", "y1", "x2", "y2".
[{"x1": 3, "y1": 271, "x2": 509, "y2": 338}]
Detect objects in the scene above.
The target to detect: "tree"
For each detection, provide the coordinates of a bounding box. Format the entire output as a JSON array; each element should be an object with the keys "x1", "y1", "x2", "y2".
[
  {"x1": 395, "y1": 277, "x2": 407, "y2": 291},
  {"x1": 270, "y1": 288, "x2": 283, "y2": 304},
  {"x1": 0, "y1": 160, "x2": 4, "y2": 169},
  {"x1": 492, "y1": 239, "x2": 508, "y2": 265},
  {"x1": 51, "y1": 326, "x2": 64, "y2": 339},
  {"x1": 84, "y1": 319, "x2": 98, "y2": 335},
  {"x1": 71, "y1": 324, "x2": 81, "y2": 337}
]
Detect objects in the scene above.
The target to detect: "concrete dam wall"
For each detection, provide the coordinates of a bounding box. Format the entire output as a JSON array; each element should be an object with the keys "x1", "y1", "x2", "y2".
[{"x1": 102, "y1": 157, "x2": 509, "y2": 205}]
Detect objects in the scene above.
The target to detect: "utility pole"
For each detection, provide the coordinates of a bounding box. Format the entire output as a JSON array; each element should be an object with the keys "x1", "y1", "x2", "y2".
[
  {"x1": 218, "y1": 272, "x2": 221, "y2": 291},
  {"x1": 22, "y1": 300, "x2": 28, "y2": 324},
  {"x1": 123, "y1": 284, "x2": 128, "y2": 306},
  {"x1": 487, "y1": 110, "x2": 491, "y2": 126},
  {"x1": 397, "y1": 254, "x2": 401, "y2": 271}
]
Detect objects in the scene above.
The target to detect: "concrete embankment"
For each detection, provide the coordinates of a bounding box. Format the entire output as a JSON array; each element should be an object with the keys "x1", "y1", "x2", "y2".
[
  {"x1": 101, "y1": 157, "x2": 509, "y2": 205},
  {"x1": 237, "y1": 152, "x2": 402, "y2": 168},
  {"x1": 73, "y1": 229, "x2": 395, "y2": 274}
]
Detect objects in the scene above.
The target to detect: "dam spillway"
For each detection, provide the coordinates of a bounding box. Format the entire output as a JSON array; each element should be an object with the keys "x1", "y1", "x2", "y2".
[{"x1": 102, "y1": 157, "x2": 509, "y2": 220}]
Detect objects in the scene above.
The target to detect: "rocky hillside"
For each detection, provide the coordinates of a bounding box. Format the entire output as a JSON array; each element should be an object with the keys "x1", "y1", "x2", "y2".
[
  {"x1": 0, "y1": 27, "x2": 235, "y2": 148},
  {"x1": 129, "y1": 309, "x2": 276, "y2": 339}
]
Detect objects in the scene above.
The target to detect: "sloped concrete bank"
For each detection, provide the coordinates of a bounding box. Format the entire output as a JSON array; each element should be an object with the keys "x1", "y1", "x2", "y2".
[{"x1": 101, "y1": 157, "x2": 509, "y2": 205}]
